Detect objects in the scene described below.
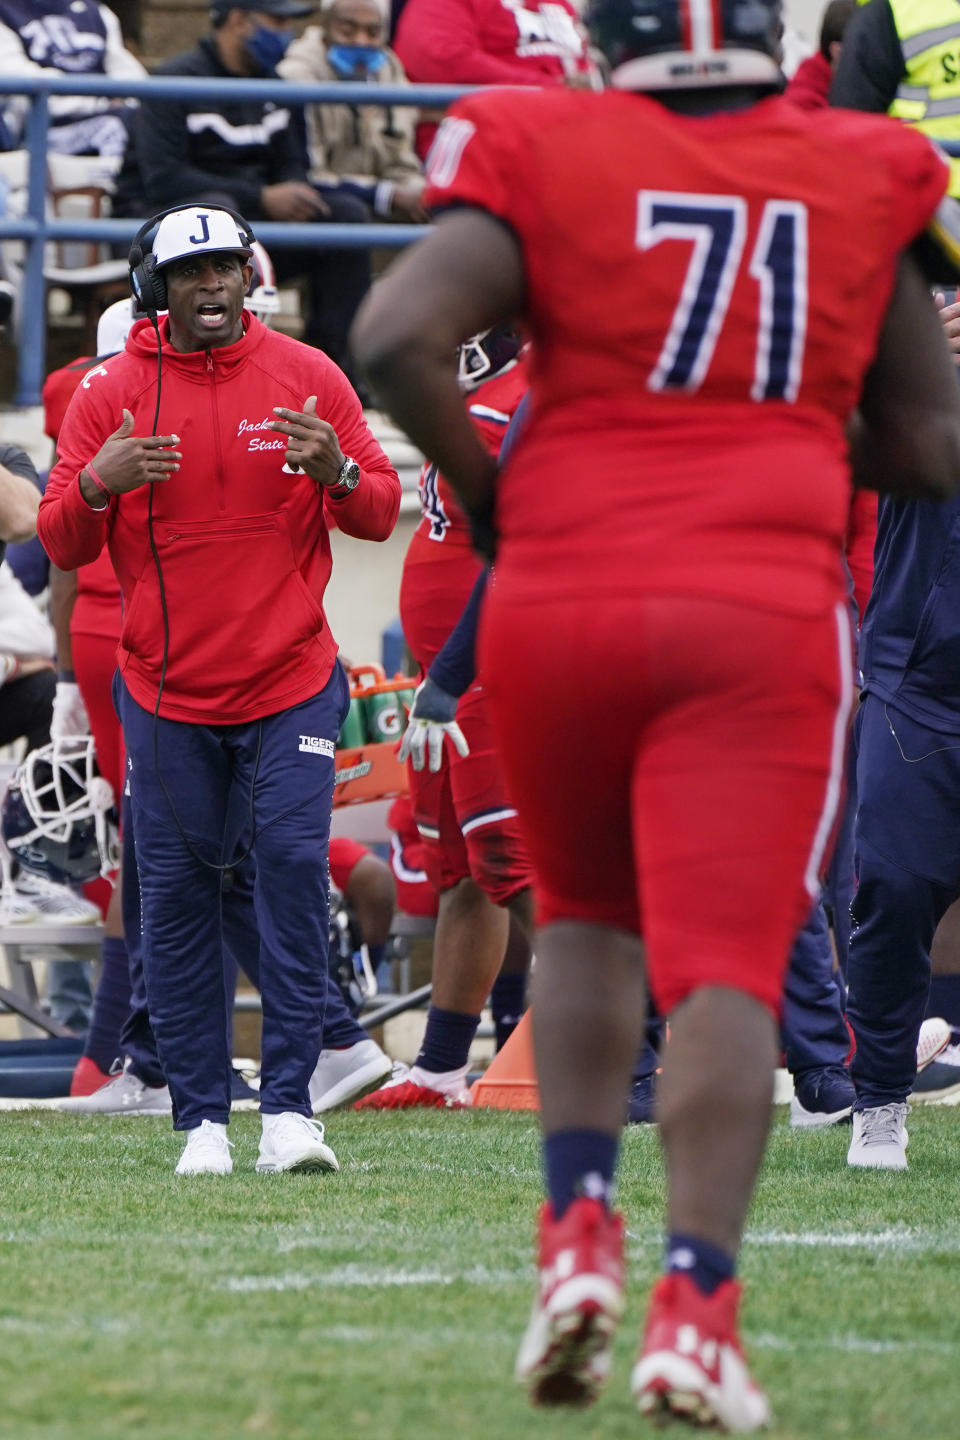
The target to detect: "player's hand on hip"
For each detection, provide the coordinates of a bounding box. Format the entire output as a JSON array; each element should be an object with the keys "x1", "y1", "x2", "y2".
[
  {"x1": 88, "y1": 410, "x2": 181, "y2": 495},
  {"x1": 398, "y1": 675, "x2": 469, "y2": 773},
  {"x1": 269, "y1": 395, "x2": 345, "y2": 487}
]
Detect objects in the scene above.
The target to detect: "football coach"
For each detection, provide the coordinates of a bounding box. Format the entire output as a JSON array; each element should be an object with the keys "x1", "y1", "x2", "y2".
[{"x1": 38, "y1": 204, "x2": 401, "y2": 1177}]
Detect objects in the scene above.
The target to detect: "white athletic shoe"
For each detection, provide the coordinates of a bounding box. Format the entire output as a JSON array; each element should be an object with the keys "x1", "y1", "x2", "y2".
[
  {"x1": 916, "y1": 1017, "x2": 951, "y2": 1072},
  {"x1": 256, "y1": 1112, "x2": 339, "y2": 1174},
  {"x1": 0, "y1": 870, "x2": 101, "y2": 925},
  {"x1": 175, "y1": 1119, "x2": 234, "y2": 1176},
  {"x1": 309, "y1": 1037, "x2": 393, "y2": 1113},
  {"x1": 847, "y1": 1104, "x2": 909, "y2": 1170},
  {"x1": 58, "y1": 1064, "x2": 172, "y2": 1115}
]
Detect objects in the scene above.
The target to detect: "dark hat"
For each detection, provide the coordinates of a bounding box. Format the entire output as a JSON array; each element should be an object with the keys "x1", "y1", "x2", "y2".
[{"x1": 211, "y1": 0, "x2": 315, "y2": 20}]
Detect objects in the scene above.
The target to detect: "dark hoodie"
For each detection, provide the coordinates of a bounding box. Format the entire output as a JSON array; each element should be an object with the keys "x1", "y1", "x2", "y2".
[{"x1": 112, "y1": 34, "x2": 306, "y2": 218}]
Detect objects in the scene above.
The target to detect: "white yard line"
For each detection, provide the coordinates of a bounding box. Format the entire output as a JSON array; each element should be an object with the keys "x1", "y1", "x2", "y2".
[{"x1": 222, "y1": 1264, "x2": 521, "y2": 1293}]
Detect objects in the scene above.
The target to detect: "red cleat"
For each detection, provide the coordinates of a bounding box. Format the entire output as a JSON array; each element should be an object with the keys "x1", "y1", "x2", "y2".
[
  {"x1": 353, "y1": 1062, "x2": 469, "y2": 1110},
  {"x1": 515, "y1": 1198, "x2": 625, "y2": 1408},
  {"x1": 632, "y1": 1273, "x2": 770, "y2": 1432},
  {"x1": 69, "y1": 1056, "x2": 112, "y2": 1097}
]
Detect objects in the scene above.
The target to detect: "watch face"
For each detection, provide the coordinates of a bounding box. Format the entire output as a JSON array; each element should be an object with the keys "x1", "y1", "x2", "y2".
[{"x1": 341, "y1": 461, "x2": 360, "y2": 489}]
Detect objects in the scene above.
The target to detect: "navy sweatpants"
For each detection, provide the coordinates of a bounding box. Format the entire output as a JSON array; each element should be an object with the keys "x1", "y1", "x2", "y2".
[
  {"x1": 119, "y1": 667, "x2": 348, "y2": 1130},
  {"x1": 120, "y1": 786, "x2": 369, "y2": 1088},
  {"x1": 847, "y1": 695, "x2": 960, "y2": 1107},
  {"x1": 782, "y1": 899, "x2": 850, "y2": 1077}
]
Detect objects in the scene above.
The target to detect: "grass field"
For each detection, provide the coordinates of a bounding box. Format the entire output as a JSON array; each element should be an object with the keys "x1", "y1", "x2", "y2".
[{"x1": 2, "y1": 1105, "x2": 959, "y2": 1440}]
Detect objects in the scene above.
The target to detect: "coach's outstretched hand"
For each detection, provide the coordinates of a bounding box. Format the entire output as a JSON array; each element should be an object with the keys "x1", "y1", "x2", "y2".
[
  {"x1": 269, "y1": 395, "x2": 346, "y2": 488},
  {"x1": 398, "y1": 675, "x2": 469, "y2": 773},
  {"x1": 84, "y1": 410, "x2": 181, "y2": 502}
]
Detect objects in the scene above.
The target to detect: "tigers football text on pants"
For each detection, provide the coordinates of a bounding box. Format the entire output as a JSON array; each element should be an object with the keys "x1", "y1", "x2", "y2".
[
  {"x1": 847, "y1": 694, "x2": 960, "y2": 1106},
  {"x1": 118, "y1": 666, "x2": 348, "y2": 1130}
]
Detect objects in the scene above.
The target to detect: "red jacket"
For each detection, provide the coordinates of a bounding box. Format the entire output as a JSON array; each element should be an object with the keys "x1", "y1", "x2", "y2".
[
  {"x1": 38, "y1": 314, "x2": 401, "y2": 725},
  {"x1": 785, "y1": 52, "x2": 833, "y2": 111},
  {"x1": 395, "y1": 0, "x2": 589, "y2": 85},
  {"x1": 395, "y1": 0, "x2": 591, "y2": 156}
]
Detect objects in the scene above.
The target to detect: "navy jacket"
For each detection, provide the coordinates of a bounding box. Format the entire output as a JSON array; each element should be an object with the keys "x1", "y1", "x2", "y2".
[{"x1": 860, "y1": 491, "x2": 960, "y2": 732}]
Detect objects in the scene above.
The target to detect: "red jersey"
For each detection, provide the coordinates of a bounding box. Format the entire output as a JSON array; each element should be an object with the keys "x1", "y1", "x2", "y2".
[
  {"x1": 410, "y1": 360, "x2": 528, "y2": 554},
  {"x1": 424, "y1": 89, "x2": 948, "y2": 617}
]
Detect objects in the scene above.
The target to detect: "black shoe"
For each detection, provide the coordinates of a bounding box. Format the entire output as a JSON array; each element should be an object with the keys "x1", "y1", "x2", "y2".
[
  {"x1": 789, "y1": 1064, "x2": 854, "y2": 1128},
  {"x1": 627, "y1": 1072, "x2": 657, "y2": 1125},
  {"x1": 910, "y1": 1042, "x2": 960, "y2": 1103}
]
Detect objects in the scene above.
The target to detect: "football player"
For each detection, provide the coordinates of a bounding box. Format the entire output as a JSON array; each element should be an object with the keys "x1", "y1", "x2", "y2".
[
  {"x1": 356, "y1": 328, "x2": 533, "y2": 1109},
  {"x1": 352, "y1": 0, "x2": 960, "y2": 1426}
]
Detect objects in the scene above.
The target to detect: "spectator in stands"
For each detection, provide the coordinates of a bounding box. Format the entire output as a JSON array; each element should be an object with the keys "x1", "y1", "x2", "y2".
[
  {"x1": 279, "y1": 0, "x2": 428, "y2": 223},
  {"x1": 785, "y1": 0, "x2": 856, "y2": 110},
  {"x1": 112, "y1": 0, "x2": 373, "y2": 382},
  {"x1": 393, "y1": 0, "x2": 596, "y2": 159},
  {"x1": 0, "y1": 1, "x2": 145, "y2": 157}
]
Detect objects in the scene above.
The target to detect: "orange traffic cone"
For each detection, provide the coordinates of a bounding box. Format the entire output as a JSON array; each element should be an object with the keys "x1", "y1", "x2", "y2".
[{"x1": 470, "y1": 1008, "x2": 539, "y2": 1110}]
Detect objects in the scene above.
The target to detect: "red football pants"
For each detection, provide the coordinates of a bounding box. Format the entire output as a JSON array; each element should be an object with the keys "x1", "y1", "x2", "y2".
[{"x1": 480, "y1": 591, "x2": 853, "y2": 1017}]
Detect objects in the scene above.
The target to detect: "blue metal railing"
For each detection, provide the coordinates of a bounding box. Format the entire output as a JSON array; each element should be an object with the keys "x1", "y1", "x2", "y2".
[{"x1": 0, "y1": 74, "x2": 473, "y2": 405}]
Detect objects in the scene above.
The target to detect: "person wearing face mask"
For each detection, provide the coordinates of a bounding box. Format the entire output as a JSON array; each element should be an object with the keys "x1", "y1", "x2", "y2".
[
  {"x1": 279, "y1": 0, "x2": 428, "y2": 224},
  {"x1": 111, "y1": 0, "x2": 374, "y2": 384}
]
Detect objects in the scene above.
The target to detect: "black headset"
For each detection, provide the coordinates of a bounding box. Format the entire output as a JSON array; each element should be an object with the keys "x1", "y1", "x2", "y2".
[{"x1": 128, "y1": 204, "x2": 257, "y2": 316}]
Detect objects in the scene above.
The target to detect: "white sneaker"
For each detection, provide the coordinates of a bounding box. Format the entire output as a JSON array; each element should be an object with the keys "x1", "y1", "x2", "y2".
[
  {"x1": 0, "y1": 870, "x2": 101, "y2": 925},
  {"x1": 309, "y1": 1037, "x2": 393, "y2": 1113},
  {"x1": 57, "y1": 1064, "x2": 172, "y2": 1116},
  {"x1": 847, "y1": 1104, "x2": 909, "y2": 1170},
  {"x1": 917, "y1": 1017, "x2": 951, "y2": 1072},
  {"x1": 256, "y1": 1111, "x2": 339, "y2": 1174},
  {"x1": 175, "y1": 1119, "x2": 234, "y2": 1176}
]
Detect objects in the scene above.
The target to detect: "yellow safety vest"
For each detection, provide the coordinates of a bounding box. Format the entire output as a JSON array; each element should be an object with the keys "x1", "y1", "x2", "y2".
[{"x1": 885, "y1": 0, "x2": 960, "y2": 194}]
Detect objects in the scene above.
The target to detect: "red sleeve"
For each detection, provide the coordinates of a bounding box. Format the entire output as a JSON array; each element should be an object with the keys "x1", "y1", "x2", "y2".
[
  {"x1": 871, "y1": 120, "x2": 952, "y2": 248},
  {"x1": 424, "y1": 93, "x2": 534, "y2": 230},
  {"x1": 395, "y1": 0, "x2": 565, "y2": 85},
  {"x1": 42, "y1": 359, "x2": 93, "y2": 444},
  {"x1": 784, "y1": 53, "x2": 832, "y2": 111},
  {"x1": 845, "y1": 489, "x2": 877, "y2": 626},
  {"x1": 319, "y1": 367, "x2": 402, "y2": 540},
  {"x1": 329, "y1": 836, "x2": 370, "y2": 891},
  {"x1": 37, "y1": 380, "x2": 118, "y2": 570}
]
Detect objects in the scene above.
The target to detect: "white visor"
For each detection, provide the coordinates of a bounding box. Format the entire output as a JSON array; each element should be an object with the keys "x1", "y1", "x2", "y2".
[{"x1": 152, "y1": 207, "x2": 253, "y2": 269}]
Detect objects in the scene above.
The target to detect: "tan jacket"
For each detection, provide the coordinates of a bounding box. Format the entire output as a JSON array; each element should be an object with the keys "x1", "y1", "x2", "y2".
[{"x1": 279, "y1": 31, "x2": 424, "y2": 209}]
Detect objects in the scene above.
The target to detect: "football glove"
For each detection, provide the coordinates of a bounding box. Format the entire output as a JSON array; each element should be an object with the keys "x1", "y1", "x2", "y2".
[
  {"x1": 398, "y1": 675, "x2": 470, "y2": 773},
  {"x1": 50, "y1": 680, "x2": 90, "y2": 740}
]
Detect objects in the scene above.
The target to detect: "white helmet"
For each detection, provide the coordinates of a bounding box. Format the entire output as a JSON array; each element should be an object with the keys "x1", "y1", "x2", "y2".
[
  {"x1": 1, "y1": 737, "x2": 119, "y2": 884},
  {"x1": 245, "y1": 240, "x2": 280, "y2": 325}
]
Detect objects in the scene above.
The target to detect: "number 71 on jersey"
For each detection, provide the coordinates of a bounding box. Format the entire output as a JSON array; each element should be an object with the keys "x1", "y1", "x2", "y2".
[{"x1": 637, "y1": 191, "x2": 808, "y2": 402}]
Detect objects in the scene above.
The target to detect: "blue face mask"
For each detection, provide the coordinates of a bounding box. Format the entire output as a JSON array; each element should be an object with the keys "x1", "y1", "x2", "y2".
[
  {"x1": 246, "y1": 23, "x2": 292, "y2": 72},
  {"x1": 327, "y1": 44, "x2": 388, "y2": 77}
]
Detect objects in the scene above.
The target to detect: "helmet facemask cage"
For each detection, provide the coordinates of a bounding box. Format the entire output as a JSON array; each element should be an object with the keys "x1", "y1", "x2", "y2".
[
  {"x1": 457, "y1": 326, "x2": 523, "y2": 392},
  {"x1": 8, "y1": 738, "x2": 118, "y2": 879}
]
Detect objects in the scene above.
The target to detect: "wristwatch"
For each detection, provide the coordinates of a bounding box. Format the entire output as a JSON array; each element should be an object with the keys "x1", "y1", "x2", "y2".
[{"x1": 329, "y1": 457, "x2": 361, "y2": 499}]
